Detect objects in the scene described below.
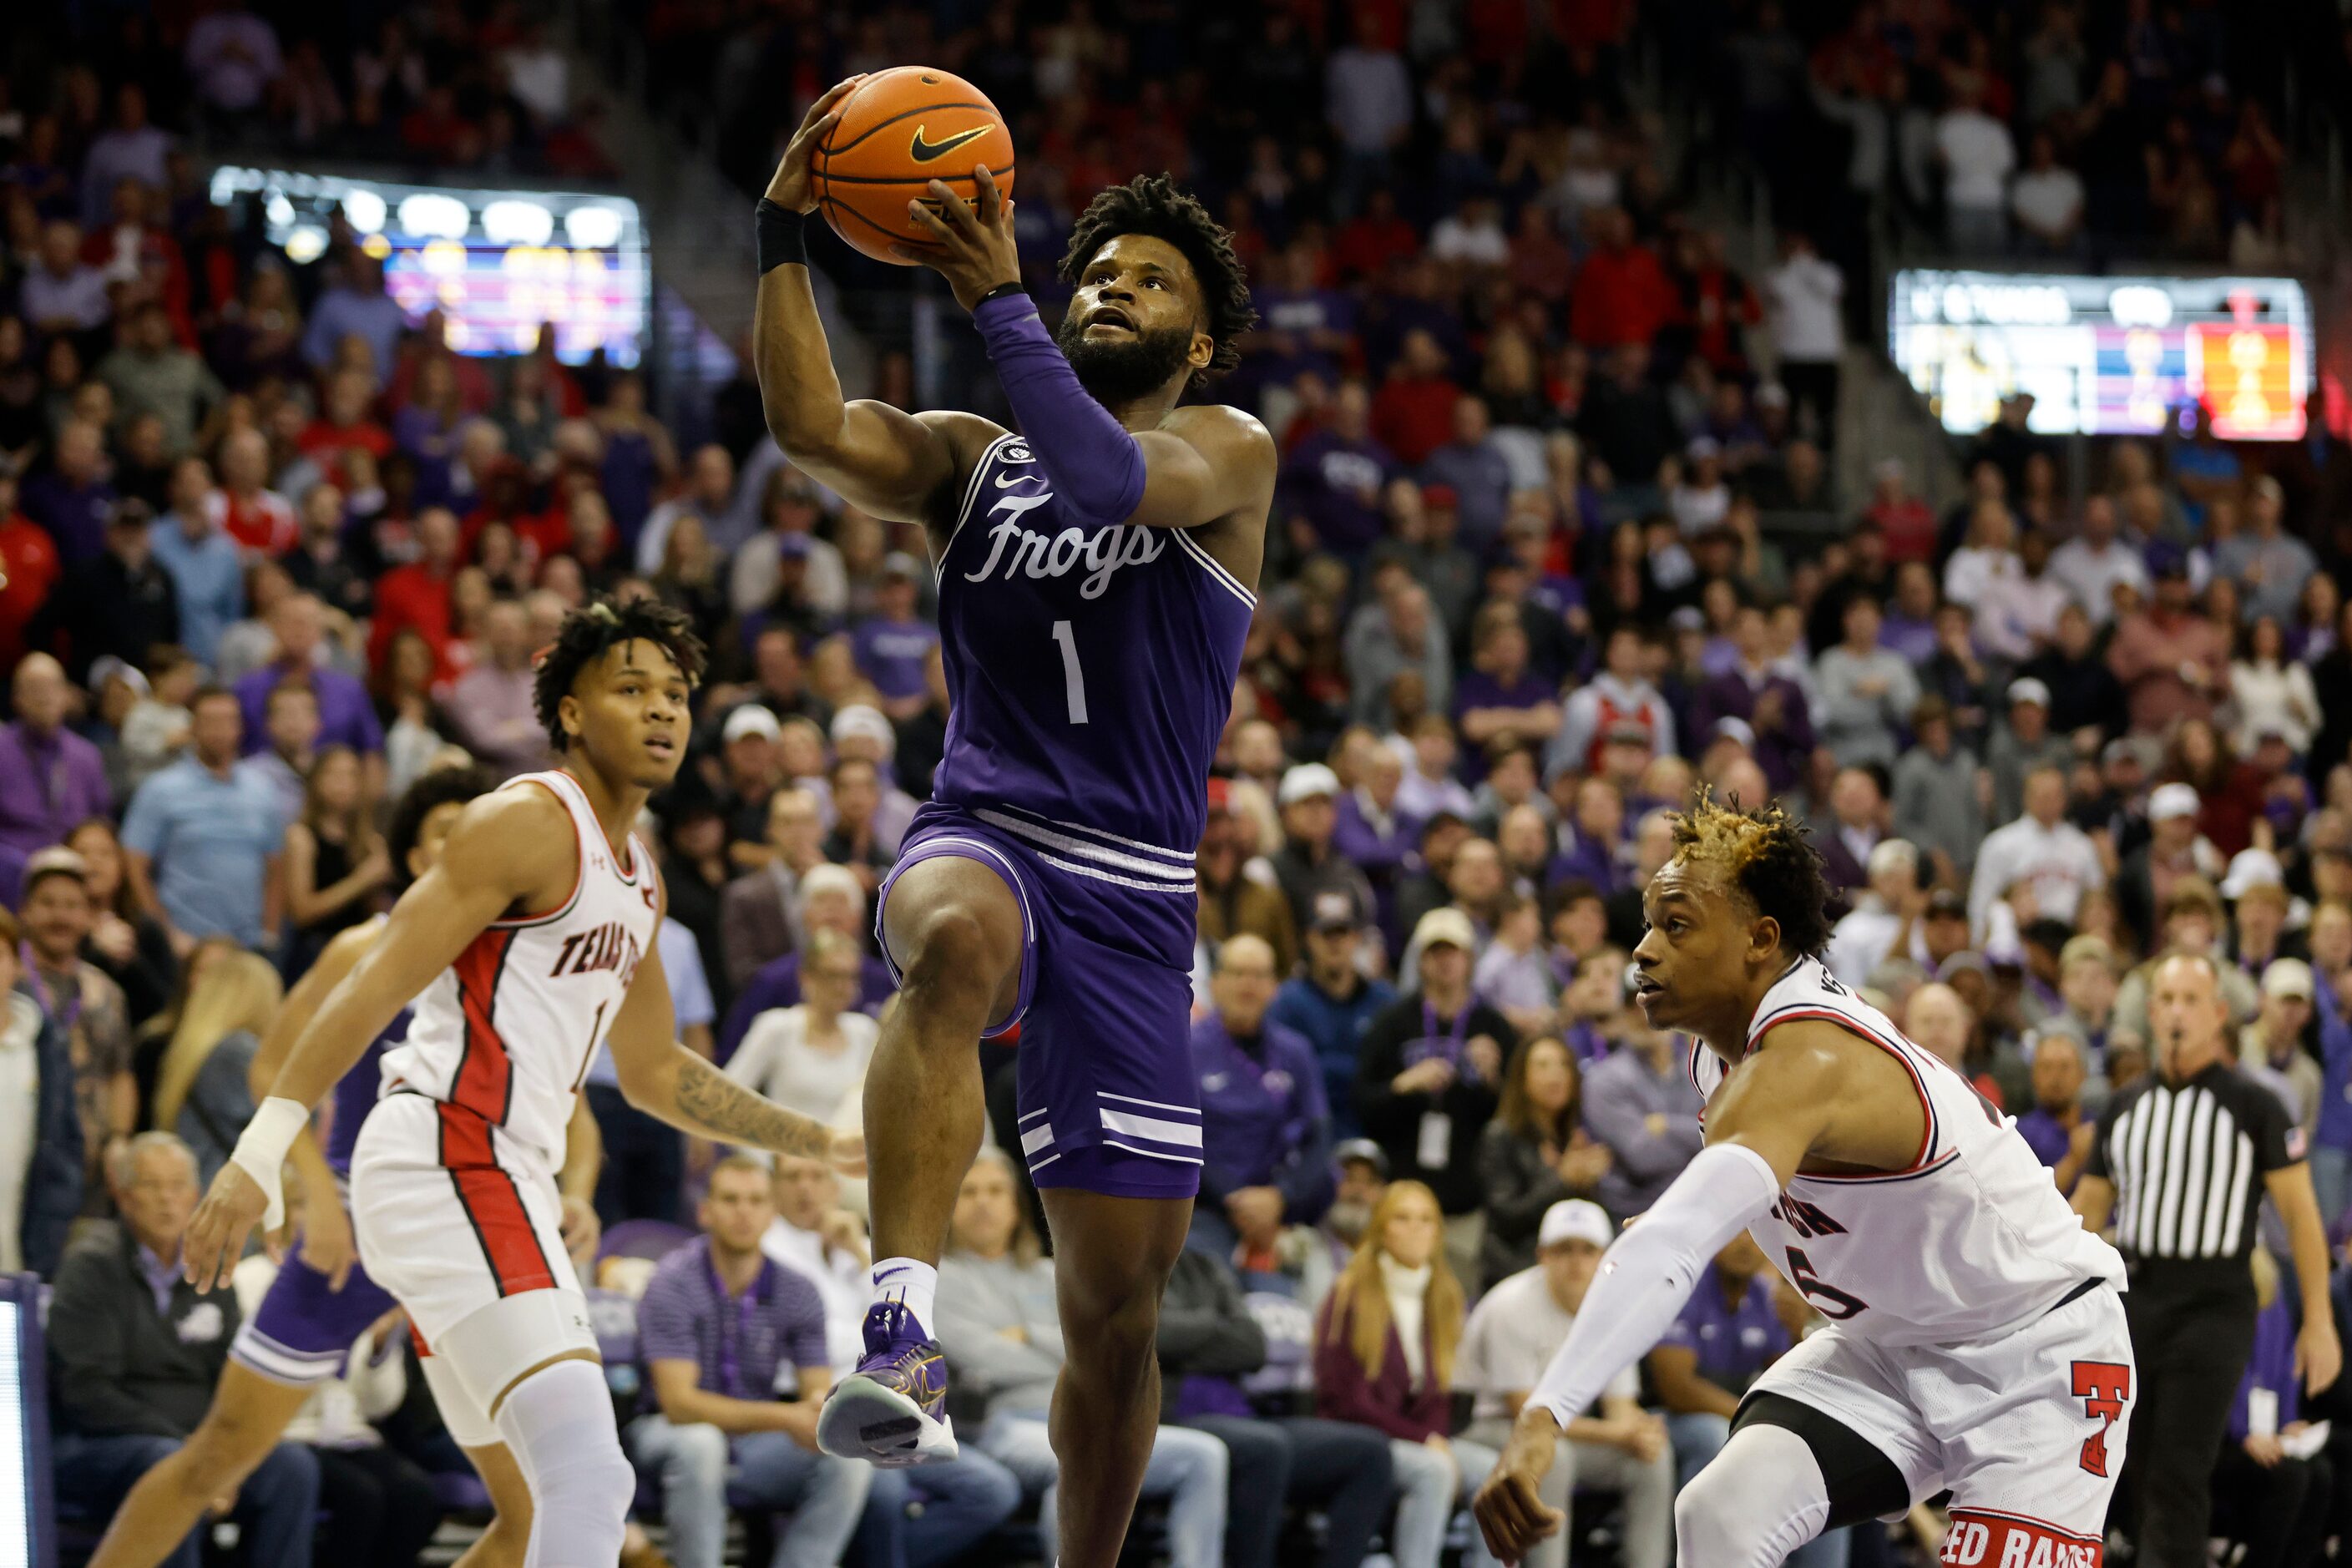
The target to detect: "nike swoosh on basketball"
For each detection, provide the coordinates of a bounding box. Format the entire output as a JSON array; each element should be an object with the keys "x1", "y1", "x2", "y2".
[{"x1": 909, "y1": 124, "x2": 989, "y2": 163}]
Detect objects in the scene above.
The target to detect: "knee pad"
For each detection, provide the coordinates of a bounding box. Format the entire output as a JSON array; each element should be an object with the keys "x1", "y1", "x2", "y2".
[
  {"x1": 434, "y1": 1288, "x2": 599, "y2": 1427},
  {"x1": 493, "y1": 1358, "x2": 632, "y2": 1568},
  {"x1": 1675, "y1": 1427, "x2": 1831, "y2": 1568}
]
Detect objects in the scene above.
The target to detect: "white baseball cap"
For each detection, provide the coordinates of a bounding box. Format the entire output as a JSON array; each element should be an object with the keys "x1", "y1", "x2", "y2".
[
  {"x1": 721, "y1": 704, "x2": 781, "y2": 743},
  {"x1": 2006, "y1": 677, "x2": 2051, "y2": 709},
  {"x1": 1538, "y1": 1200, "x2": 1614, "y2": 1252},
  {"x1": 2220, "y1": 847, "x2": 2285, "y2": 901},
  {"x1": 1277, "y1": 763, "x2": 1342, "y2": 808},
  {"x1": 2148, "y1": 782, "x2": 2200, "y2": 823}
]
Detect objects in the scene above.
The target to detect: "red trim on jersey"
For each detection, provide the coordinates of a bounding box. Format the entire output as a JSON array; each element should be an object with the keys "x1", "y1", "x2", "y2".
[
  {"x1": 438, "y1": 1103, "x2": 556, "y2": 1297},
  {"x1": 450, "y1": 928, "x2": 518, "y2": 1123},
  {"x1": 1757, "y1": 1006, "x2": 1938, "y2": 1171}
]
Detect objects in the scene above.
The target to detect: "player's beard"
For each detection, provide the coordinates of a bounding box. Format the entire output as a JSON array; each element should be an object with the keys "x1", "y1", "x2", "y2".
[{"x1": 1055, "y1": 315, "x2": 1196, "y2": 404}]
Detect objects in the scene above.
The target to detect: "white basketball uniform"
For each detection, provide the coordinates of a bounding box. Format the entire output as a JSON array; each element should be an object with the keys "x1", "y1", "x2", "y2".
[
  {"x1": 1691, "y1": 958, "x2": 2134, "y2": 1564},
  {"x1": 349, "y1": 768, "x2": 657, "y2": 1439}
]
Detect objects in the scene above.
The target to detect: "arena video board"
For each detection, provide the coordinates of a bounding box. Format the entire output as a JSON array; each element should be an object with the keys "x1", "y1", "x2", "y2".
[
  {"x1": 210, "y1": 165, "x2": 648, "y2": 367},
  {"x1": 1888, "y1": 269, "x2": 2313, "y2": 442}
]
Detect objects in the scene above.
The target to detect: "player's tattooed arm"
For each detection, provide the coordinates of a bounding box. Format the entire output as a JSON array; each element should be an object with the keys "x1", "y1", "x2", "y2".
[
  {"x1": 604, "y1": 917, "x2": 857, "y2": 1169},
  {"x1": 667, "y1": 1054, "x2": 836, "y2": 1161}
]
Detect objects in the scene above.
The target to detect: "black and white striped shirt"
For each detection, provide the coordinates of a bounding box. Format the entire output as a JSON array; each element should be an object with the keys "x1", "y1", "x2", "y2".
[{"x1": 2085, "y1": 1064, "x2": 2300, "y2": 1268}]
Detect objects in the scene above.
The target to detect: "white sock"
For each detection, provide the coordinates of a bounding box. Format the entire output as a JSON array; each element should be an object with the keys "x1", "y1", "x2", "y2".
[{"x1": 870, "y1": 1257, "x2": 938, "y2": 1336}]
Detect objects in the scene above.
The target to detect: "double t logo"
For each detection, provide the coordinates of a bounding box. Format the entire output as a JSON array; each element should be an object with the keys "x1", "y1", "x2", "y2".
[{"x1": 2071, "y1": 1360, "x2": 2132, "y2": 1475}]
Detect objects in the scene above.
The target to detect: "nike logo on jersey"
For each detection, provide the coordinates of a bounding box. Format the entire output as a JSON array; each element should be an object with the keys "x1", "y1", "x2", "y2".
[
  {"x1": 909, "y1": 124, "x2": 989, "y2": 163},
  {"x1": 994, "y1": 470, "x2": 1040, "y2": 487},
  {"x1": 964, "y1": 496, "x2": 1166, "y2": 599}
]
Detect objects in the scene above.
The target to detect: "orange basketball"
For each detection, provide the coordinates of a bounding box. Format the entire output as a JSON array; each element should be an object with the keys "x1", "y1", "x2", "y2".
[{"x1": 815, "y1": 67, "x2": 1016, "y2": 266}]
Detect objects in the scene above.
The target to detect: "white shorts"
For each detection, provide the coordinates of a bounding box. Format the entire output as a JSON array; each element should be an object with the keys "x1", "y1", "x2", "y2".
[
  {"x1": 1748, "y1": 1282, "x2": 2134, "y2": 1560},
  {"x1": 349, "y1": 1093, "x2": 594, "y2": 1434}
]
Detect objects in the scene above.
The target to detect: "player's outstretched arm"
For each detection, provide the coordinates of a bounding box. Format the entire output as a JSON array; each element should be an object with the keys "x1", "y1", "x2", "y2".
[
  {"x1": 604, "y1": 931, "x2": 852, "y2": 1168},
  {"x1": 754, "y1": 78, "x2": 1000, "y2": 527},
  {"x1": 185, "y1": 791, "x2": 573, "y2": 1289},
  {"x1": 239, "y1": 918, "x2": 379, "y2": 1291},
  {"x1": 1474, "y1": 1037, "x2": 1837, "y2": 1565}
]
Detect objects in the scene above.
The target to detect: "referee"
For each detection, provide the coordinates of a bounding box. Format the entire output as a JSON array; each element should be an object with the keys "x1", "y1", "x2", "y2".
[{"x1": 2071, "y1": 952, "x2": 2343, "y2": 1566}]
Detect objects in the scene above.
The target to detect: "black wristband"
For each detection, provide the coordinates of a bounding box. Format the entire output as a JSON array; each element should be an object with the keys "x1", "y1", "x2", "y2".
[
  {"x1": 756, "y1": 200, "x2": 808, "y2": 275},
  {"x1": 973, "y1": 280, "x2": 1027, "y2": 311}
]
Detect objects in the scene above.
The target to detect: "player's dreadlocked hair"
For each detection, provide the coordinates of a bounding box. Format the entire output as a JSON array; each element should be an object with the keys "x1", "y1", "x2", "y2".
[
  {"x1": 385, "y1": 762, "x2": 497, "y2": 893},
  {"x1": 1059, "y1": 174, "x2": 1256, "y2": 383},
  {"x1": 530, "y1": 596, "x2": 707, "y2": 753},
  {"x1": 1667, "y1": 787, "x2": 1834, "y2": 958}
]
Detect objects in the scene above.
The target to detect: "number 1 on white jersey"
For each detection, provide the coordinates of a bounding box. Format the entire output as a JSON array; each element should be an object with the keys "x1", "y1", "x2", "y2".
[{"x1": 1050, "y1": 620, "x2": 1090, "y2": 725}]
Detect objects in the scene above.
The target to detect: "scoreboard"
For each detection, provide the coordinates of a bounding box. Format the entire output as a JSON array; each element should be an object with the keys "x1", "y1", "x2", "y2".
[
  {"x1": 1888, "y1": 270, "x2": 2313, "y2": 441},
  {"x1": 210, "y1": 165, "x2": 649, "y2": 367}
]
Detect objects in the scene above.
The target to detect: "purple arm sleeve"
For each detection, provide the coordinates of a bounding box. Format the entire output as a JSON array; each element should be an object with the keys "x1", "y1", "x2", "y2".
[{"x1": 972, "y1": 292, "x2": 1148, "y2": 524}]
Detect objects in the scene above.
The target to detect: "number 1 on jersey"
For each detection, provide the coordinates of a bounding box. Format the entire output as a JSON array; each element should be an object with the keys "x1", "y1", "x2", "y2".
[{"x1": 1050, "y1": 620, "x2": 1090, "y2": 725}]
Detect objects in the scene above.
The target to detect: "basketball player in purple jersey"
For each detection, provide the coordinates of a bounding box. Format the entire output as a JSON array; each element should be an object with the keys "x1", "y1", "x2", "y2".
[
  {"x1": 753, "y1": 78, "x2": 1274, "y2": 1566},
  {"x1": 83, "y1": 766, "x2": 601, "y2": 1568}
]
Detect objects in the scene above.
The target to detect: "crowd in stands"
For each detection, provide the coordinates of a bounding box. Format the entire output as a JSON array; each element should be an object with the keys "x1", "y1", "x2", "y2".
[{"x1": 5, "y1": 0, "x2": 2352, "y2": 1565}]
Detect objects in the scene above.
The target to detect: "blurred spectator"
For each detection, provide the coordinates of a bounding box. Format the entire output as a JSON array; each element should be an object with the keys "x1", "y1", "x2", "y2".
[
  {"x1": 2115, "y1": 784, "x2": 2222, "y2": 953},
  {"x1": 2048, "y1": 497, "x2": 2148, "y2": 626},
  {"x1": 1813, "y1": 594, "x2": 1919, "y2": 770},
  {"x1": 1372, "y1": 331, "x2": 1463, "y2": 469},
  {"x1": 2241, "y1": 960, "x2": 2322, "y2": 1140},
  {"x1": 1935, "y1": 82, "x2": 2016, "y2": 251},
  {"x1": 1477, "y1": 1037, "x2": 1610, "y2": 1287},
  {"x1": 2012, "y1": 132, "x2": 2087, "y2": 255},
  {"x1": 1761, "y1": 232, "x2": 1843, "y2": 445},
  {"x1": 445, "y1": 596, "x2": 547, "y2": 776},
  {"x1": 46, "y1": 501, "x2": 180, "y2": 686},
  {"x1": 297, "y1": 253, "x2": 400, "y2": 385},
  {"x1": 1553, "y1": 625, "x2": 1676, "y2": 781},
  {"x1": 366, "y1": 507, "x2": 461, "y2": 678},
  {"x1": 1692, "y1": 604, "x2": 1814, "y2": 794},
  {"x1": 1196, "y1": 781, "x2": 1300, "y2": 980},
  {"x1": 23, "y1": 418, "x2": 119, "y2": 569},
  {"x1": 50, "y1": 1133, "x2": 318, "y2": 1568},
  {"x1": 1461, "y1": 1200, "x2": 1673, "y2": 1568},
  {"x1": 1190, "y1": 934, "x2": 1333, "y2": 1262},
  {"x1": 1282, "y1": 380, "x2": 1395, "y2": 559},
  {"x1": 1313, "y1": 1180, "x2": 1503, "y2": 1568},
  {"x1": 2214, "y1": 478, "x2": 2315, "y2": 629},
  {"x1": 1985, "y1": 680, "x2": 2074, "y2": 828},
  {"x1": 1419, "y1": 397, "x2": 1513, "y2": 549},
  {"x1": 720, "y1": 786, "x2": 826, "y2": 995},
  {"x1": 2212, "y1": 1248, "x2": 2334, "y2": 1568},
  {"x1": 720, "y1": 866, "x2": 894, "y2": 1060},
  {"x1": 848, "y1": 555, "x2": 940, "y2": 721},
  {"x1": 627, "y1": 1156, "x2": 871, "y2": 1568},
  {"x1": 63, "y1": 818, "x2": 180, "y2": 1029},
  {"x1": 1269, "y1": 888, "x2": 1394, "y2": 1141},
  {"x1": 2108, "y1": 559, "x2": 2228, "y2": 734},
  {"x1": 1582, "y1": 1019, "x2": 1704, "y2": 1217},
  {"x1": 939, "y1": 1151, "x2": 1230, "y2": 1568},
  {"x1": 1271, "y1": 764, "x2": 1378, "y2": 942},
  {"x1": 148, "y1": 458, "x2": 241, "y2": 673},
  {"x1": 725, "y1": 928, "x2": 877, "y2": 1125},
  {"x1": 1354, "y1": 908, "x2": 1513, "y2": 1282},
  {"x1": 232, "y1": 592, "x2": 379, "y2": 760},
  {"x1": 2228, "y1": 617, "x2": 2322, "y2": 758},
  {"x1": 20, "y1": 222, "x2": 111, "y2": 339},
  {"x1": 1970, "y1": 766, "x2": 2105, "y2": 940},
  {"x1": 15, "y1": 846, "x2": 131, "y2": 1201},
  {"x1": 78, "y1": 86, "x2": 173, "y2": 229},
  {"x1": 0, "y1": 903, "x2": 85, "y2": 1275},
  {"x1": 121, "y1": 686, "x2": 282, "y2": 953},
  {"x1": 0, "y1": 652, "x2": 113, "y2": 858}
]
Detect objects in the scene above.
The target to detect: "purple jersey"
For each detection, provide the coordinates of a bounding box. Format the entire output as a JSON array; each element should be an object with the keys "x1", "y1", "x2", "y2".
[
  {"x1": 327, "y1": 1008, "x2": 409, "y2": 1175},
  {"x1": 932, "y1": 432, "x2": 1254, "y2": 883}
]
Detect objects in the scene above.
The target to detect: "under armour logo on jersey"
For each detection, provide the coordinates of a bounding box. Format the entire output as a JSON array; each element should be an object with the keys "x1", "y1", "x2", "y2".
[{"x1": 964, "y1": 507, "x2": 1166, "y2": 599}]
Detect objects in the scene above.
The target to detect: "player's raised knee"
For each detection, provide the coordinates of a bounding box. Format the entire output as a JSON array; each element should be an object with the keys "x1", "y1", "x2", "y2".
[{"x1": 896, "y1": 898, "x2": 1019, "y2": 1006}]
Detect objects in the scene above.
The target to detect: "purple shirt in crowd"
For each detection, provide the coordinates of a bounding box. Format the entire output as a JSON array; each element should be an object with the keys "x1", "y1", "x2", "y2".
[
  {"x1": 21, "y1": 473, "x2": 119, "y2": 568},
  {"x1": 2013, "y1": 1108, "x2": 2075, "y2": 1169},
  {"x1": 232, "y1": 665, "x2": 385, "y2": 756},
  {"x1": 1280, "y1": 428, "x2": 1394, "y2": 557},
  {"x1": 636, "y1": 1236, "x2": 830, "y2": 1404},
  {"x1": 1691, "y1": 667, "x2": 1816, "y2": 793},
  {"x1": 1657, "y1": 1262, "x2": 1790, "y2": 1396},
  {"x1": 849, "y1": 615, "x2": 941, "y2": 701},
  {"x1": 2226, "y1": 1293, "x2": 2300, "y2": 1441},
  {"x1": 1188, "y1": 1013, "x2": 1332, "y2": 1214},
  {"x1": 0, "y1": 722, "x2": 114, "y2": 858}
]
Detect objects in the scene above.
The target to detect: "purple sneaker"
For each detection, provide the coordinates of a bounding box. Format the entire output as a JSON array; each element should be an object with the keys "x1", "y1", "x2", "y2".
[{"x1": 817, "y1": 1302, "x2": 959, "y2": 1466}]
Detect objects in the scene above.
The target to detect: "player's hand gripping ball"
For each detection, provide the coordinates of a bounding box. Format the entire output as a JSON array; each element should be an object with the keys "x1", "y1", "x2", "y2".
[{"x1": 776, "y1": 68, "x2": 1016, "y2": 266}]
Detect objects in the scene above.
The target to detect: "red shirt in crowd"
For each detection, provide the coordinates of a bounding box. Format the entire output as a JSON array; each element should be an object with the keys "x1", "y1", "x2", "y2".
[
  {"x1": 1569, "y1": 239, "x2": 1677, "y2": 349},
  {"x1": 297, "y1": 415, "x2": 396, "y2": 487},
  {"x1": 370, "y1": 562, "x2": 458, "y2": 679},
  {"x1": 1372, "y1": 372, "x2": 1461, "y2": 468},
  {"x1": 1865, "y1": 495, "x2": 1939, "y2": 564},
  {"x1": 1334, "y1": 212, "x2": 1420, "y2": 282},
  {"x1": 220, "y1": 488, "x2": 299, "y2": 556},
  {"x1": 0, "y1": 510, "x2": 61, "y2": 668}
]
